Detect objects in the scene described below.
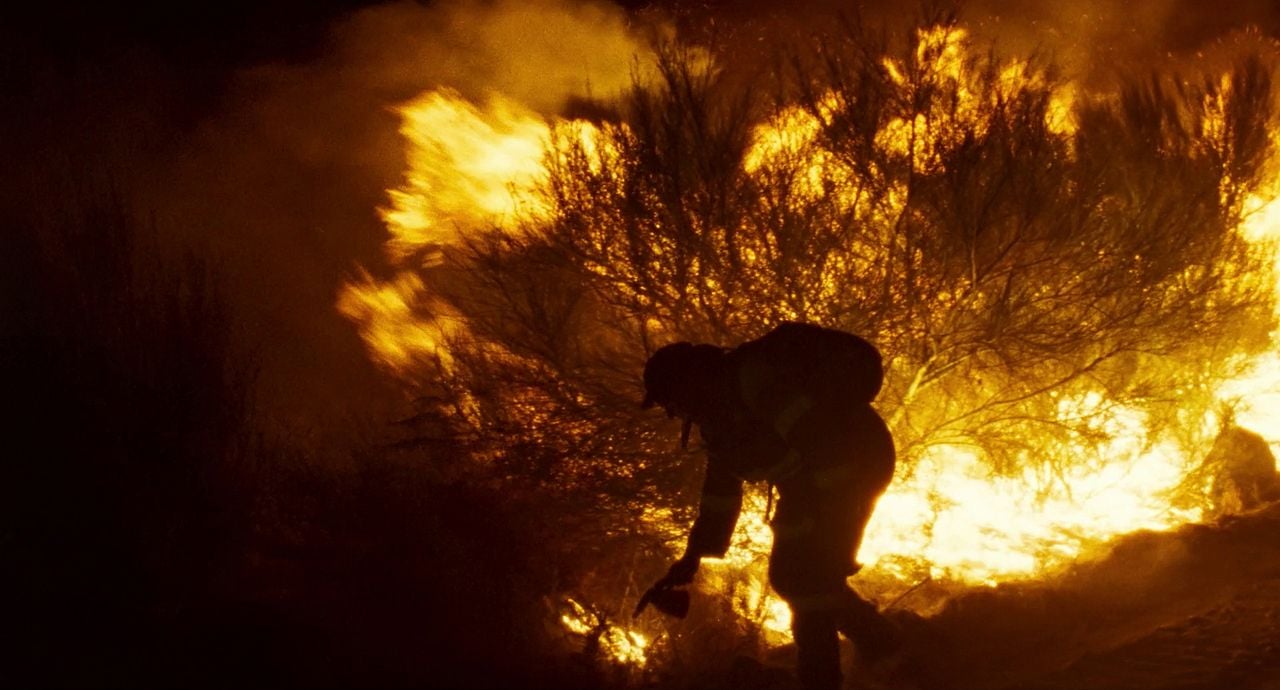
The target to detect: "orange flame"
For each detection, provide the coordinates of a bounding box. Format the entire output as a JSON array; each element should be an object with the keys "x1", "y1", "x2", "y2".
[
  {"x1": 561, "y1": 598, "x2": 649, "y2": 665},
  {"x1": 340, "y1": 24, "x2": 1280, "y2": 662},
  {"x1": 338, "y1": 92, "x2": 603, "y2": 377},
  {"x1": 380, "y1": 89, "x2": 553, "y2": 259}
]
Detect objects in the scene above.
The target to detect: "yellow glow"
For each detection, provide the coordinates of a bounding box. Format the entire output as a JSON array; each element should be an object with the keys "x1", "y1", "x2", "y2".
[
  {"x1": 335, "y1": 270, "x2": 458, "y2": 373},
  {"x1": 341, "y1": 24, "x2": 1280, "y2": 659},
  {"x1": 862, "y1": 411, "x2": 1201, "y2": 586},
  {"x1": 338, "y1": 90, "x2": 606, "y2": 375},
  {"x1": 561, "y1": 598, "x2": 649, "y2": 665},
  {"x1": 700, "y1": 491, "x2": 793, "y2": 644},
  {"x1": 1218, "y1": 165, "x2": 1280, "y2": 464},
  {"x1": 380, "y1": 90, "x2": 553, "y2": 259},
  {"x1": 1046, "y1": 84, "x2": 1078, "y2": 137}
]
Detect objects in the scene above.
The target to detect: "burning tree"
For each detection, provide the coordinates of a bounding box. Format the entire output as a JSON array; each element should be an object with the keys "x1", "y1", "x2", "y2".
[
  {"x1": 439, "y1": 22, "x2": 1274, "y2": 486},
  {"x1": 340, "y1": 12, "x2": 1280, "y2": 668}
]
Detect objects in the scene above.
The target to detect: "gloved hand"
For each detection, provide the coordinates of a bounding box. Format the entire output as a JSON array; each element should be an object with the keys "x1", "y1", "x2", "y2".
[
  {"x1": 634, "y1": 554, "x2": 700, "y2": 617},
  {"x1": 658, "y1": 553, "x2": 700, "y2": 588}
]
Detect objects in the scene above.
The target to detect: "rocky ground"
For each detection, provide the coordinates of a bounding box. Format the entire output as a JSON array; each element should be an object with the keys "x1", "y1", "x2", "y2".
[
  {"x1": 691, "y1": 501, "x2": 1280, "y2": 690},
  {"x1": 1018, "y1": 578, "x2": 1280, "y2": 690},
  {"x1": 893, "y1": 502, "x2": 1280, "y2": 690}
]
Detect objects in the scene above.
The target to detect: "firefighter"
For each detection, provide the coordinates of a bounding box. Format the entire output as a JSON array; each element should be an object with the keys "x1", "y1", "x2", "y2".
[{"x1": 636, "y1": 324, "x2": 900, "y2": 690}]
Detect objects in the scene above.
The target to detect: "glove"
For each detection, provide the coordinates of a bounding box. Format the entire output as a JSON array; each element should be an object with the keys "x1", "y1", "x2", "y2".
[
  {"x1": 634, "y1": 554, "x2": 700, "y2": 618},
  {"x1": 658, "y1": 553, "x2": 700, "y2": 588}
]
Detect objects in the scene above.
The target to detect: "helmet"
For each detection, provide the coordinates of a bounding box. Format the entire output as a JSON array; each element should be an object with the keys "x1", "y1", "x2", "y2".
[{"x1": 641, "y1": 342, "x2": 726, "y2": 410}]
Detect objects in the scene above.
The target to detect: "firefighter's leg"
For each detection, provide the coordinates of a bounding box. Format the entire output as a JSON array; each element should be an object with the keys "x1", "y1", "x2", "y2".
[
  {"x1": 770, "y1": 501, "x2": 846, "y2": 690},
  {"x1": 837, "y1": 588, "x2": 900, "y2": 663},
  {"x1": 787, "y1": 473, "x2": 899, "y2": 668},
  {"x1": 790, "y1": 600, "x2": 843, "y2": 690},
  {"x1": 770, "y1": 572, "x2": 846, "y2": 689},
  {"x1": 831, "y1": 499, "x2": 901, "y2": 663}
]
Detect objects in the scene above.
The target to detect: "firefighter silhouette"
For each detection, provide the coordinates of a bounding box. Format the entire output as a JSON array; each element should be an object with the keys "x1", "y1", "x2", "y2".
[{"x1": 636, "y1": 322, "x2": 900, "y2": 690}]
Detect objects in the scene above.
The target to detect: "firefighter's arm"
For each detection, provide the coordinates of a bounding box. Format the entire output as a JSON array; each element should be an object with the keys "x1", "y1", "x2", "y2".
[
  {"x1": 635, "y1": 461, "x2": 742, "y2": 617},
  {"x1": 653, "y1": 459, "x2": 743, "y2": 592},
  {"x1": 682, "y1": 458, "x2": 744, "y2": 562}
]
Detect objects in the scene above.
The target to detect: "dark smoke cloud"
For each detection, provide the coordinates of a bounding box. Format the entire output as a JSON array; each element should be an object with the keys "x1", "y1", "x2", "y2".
[{"x1": 133, "y1": 0, "x2": 652, "y2": 437}]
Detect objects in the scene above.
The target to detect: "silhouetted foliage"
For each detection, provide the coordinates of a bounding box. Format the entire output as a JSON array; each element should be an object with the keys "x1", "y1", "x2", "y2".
[
  {"x1": 440, "y1": 18, "x2": 1275, "y2": 477},
  {"x1": 1, "y1": 174, "x2": 254, "y2": 685},
  {"x1": 0, "y1": 172, "x2": 566, "y2": 688},
  {"x1": 414, "y1": 16, "x2": 1279, "y2": 664}
]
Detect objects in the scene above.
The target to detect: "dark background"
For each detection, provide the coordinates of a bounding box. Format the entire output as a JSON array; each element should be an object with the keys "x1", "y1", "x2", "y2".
[{"x1": 7, "y1": 0, "x2": 1280, "y2": 144}]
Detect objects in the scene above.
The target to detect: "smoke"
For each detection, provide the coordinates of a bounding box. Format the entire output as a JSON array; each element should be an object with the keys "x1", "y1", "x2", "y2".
[
  {"x1": 8, "y1": 0, "x2": 1279, "y2": 441},
  {"x1": 171, "y1": 5, "x2": 1280, "y2": 683},
  {"x1": 672, "y1": 0, "x2": 1280, "y2": 88},
  {"x1": 9, "y1": 1, "x2": 1280, "y2": 684},
  {"x1": 122, "y1": 0, "x2": 1280, "y2": 435},
  {"x1": 125, "y1": 0, "x2": 653, "y2": 436},
  {"x1": 4, "y1": 6, "x2": 654, "y2": 683},
  {"x1": 325, "y1": 0, "x2": 648, "y2": 113},
  {"x1": 955, "y1": 0, "x2": 1280, "y2": 85}
]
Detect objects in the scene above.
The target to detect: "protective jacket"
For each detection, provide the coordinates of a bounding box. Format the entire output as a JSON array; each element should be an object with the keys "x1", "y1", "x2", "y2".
[{"x1": 682, "y1": 322, "x2": 894, "y2": 561}]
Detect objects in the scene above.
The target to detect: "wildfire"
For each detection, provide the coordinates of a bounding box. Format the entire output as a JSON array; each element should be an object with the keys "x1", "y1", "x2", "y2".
[
  {"x1": 561, "y1": 598, "x2": 649, "y2": 665},
  {"x1": 1217, "y1": 149, "x2": 1280, "y2": 444},
  {"x1": 380, "y1": 90, "x2": 554, "y2": 260},
  {"x1": 339, "y1": 90, "x2": 612, "y2": 377},
  {"x1": 862, "y1": 411, "x2": 1202, "y2": 585},
  {"x1": 339, "y1": 19, "x2": 1280, "y2": 665},
  {"x1": 335, "y1": 270, "x2": 457, "y2": 373}
]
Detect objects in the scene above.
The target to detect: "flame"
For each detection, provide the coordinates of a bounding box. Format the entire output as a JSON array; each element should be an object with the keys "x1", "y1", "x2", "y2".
[
  {"x1": 742, "y1": 93, "x2": 841, "y2": 201},
  {"x1": 380, "y1": 89, "x2": 553, "y2": 260},
  {"x1": 876, "y1": 27, "x2": 1078, "y2": 168},
  {"x1": 335, "y1": 269, "x2": 459, "y2": 373},
  {"x1": 1216, "y1": 137, "x2": 1280, "y2": 454},
  {"x1": 561, "y1": 598, "x2": 649, "y2": 665},
  {"x1": 738, "y1": 34, "x2": 1278, "y2": 645},
  {"x1": 340, "y1": 21, "x2": 1280, "y2": 662},
  {"x1": 862, "y1": 404, "x2": 1203, "y2": 585},
  {"x1": 338, "y1": 91, "x2": 606, "y2": 376},
  {"x1": 705, "y1": 33, "x2": 1280, "y2": 633},
  {"x1": 699, "y1": 490, "x2": 793, "y2": 644}
]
